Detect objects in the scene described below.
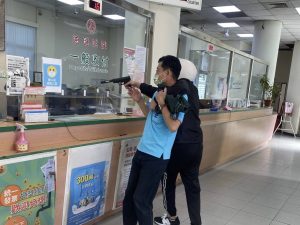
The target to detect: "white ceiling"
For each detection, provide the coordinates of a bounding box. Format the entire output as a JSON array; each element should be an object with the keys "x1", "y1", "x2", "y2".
[{"x1": 180, "y1": 0, "x2": 300, "y2": 49}]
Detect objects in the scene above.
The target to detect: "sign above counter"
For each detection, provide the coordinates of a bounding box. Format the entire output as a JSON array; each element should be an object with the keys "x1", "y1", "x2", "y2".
[{"x1": 143, "y1": 0, "x2": 202, "y2": 10}]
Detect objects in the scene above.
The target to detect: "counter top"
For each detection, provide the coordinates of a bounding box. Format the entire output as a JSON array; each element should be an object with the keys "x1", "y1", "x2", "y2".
[{"x1": 0, "y1": 107, "x2": 273, "y2": 133}]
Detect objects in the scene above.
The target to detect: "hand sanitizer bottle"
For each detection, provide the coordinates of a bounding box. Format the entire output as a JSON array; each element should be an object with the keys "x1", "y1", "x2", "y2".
[{"x1": 15, "y1": 123, "x2": 29, "y2": 152}]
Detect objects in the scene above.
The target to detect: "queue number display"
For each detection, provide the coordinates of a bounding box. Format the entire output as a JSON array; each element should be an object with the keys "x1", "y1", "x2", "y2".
[{"x1": 84, "y1": 0, "x2": 102, "y2": 15}]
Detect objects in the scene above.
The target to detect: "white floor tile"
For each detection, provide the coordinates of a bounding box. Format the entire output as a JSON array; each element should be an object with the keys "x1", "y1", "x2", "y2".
[
  {"x1": 226, "y1": 211, "x2": 272, "y2": 225},
  {"x1": 275, "y1": 211, "x2": 300, "y2": 225},
  {"x1": 96, "y1": 135, "x2": 300, "y2": 225},
  {"x1": 242, "y1": 202, "x2": 279, "y2": 219}
]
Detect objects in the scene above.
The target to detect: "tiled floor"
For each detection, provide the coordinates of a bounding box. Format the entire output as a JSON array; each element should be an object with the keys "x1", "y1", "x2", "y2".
[{"x1": 97, "y1": 134, "x2": 300, "y2": 225}]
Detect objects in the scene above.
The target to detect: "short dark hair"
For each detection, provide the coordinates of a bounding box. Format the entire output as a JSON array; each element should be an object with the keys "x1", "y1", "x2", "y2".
[{"x1": 158, "y1": 55, "x2": 181, "y2": 80}]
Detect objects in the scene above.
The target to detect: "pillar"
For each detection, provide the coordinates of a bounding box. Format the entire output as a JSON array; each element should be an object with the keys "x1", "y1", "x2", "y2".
[
  {"x1": 251, "y1": 20, "x2": 282, "y2": 84},
  {"x1": 286, "y1": 41, "x2": 300, "y2": 134}
]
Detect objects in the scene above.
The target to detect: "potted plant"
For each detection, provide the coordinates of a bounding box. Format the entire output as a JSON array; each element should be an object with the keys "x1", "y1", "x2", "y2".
[
  {"x1": 259, "y1": 74, "x2": 271, "y2": 107},
  {"x1": 269, "y1": 83, "x2": 281, "y2": 105},
  {"x1": 259, "y1": 75, "x2": 281, "y2": 107}
]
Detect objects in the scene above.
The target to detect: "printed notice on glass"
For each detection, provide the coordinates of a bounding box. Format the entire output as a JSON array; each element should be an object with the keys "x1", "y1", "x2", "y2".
[
  {"x1": 132, "y1": 46, "x2": 146, "y2": 83},
  {"x1": 135, "y1": 46, "x2": 146, "y2": 73},
  {"x1": 123, "y1": 47, "x2": 135, "y2": 77},
  {"x1": 42, "y1": 57, "x2": 62, "y2": 93},
  {"x1": 6, "y1": 55, "x2": 30, "y2": 95}
]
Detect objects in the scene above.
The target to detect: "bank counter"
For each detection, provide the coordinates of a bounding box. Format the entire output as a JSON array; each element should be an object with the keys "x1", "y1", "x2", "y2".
[{"x1": 0, "y1": 108, "x2": 276, "y2": 225}]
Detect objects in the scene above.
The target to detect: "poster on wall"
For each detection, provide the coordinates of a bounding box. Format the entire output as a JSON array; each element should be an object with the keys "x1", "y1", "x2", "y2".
[
  {"x1": 42, "y1": 57, "x2": 62, "y2": 93},
  {"x1": 0, "y1": 152, "x2": 56, "y2": 225},
  {"x1": 113, "y1": 138, "x2": 139, "y2": 209},
  {"x1": 6, "y1": 55, "x2": 30, "y2": 95},
  {"x1": 63, "y1": 142, "x2": 113, "y2": 225},
  {"x1": 142, "y1": 0, "x2": 202, "y2": 10}
]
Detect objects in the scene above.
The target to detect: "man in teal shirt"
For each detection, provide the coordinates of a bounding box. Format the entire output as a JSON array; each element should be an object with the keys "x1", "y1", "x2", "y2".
[{"x1": 123, "y1": 55, "x2": 186, "y2": 225}]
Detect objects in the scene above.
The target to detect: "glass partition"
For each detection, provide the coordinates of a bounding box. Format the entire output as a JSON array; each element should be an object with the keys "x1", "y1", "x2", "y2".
[
  {"x1": 5, "y1": 0, "x2": 151, "y2": 117},
  {"x1": 227, "y1": 53, "x2": 251, "y2": 108},
  {"x1": 249, "y1": 61, "x2": 267, "y2": 103},
  {"x1": 178, "y1": 34, "x2": 230, "y2": 106}
]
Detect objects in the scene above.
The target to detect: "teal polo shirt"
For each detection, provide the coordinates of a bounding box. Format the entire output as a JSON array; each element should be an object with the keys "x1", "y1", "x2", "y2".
[{"x1": 137, "y1": 93, "x2": 186, "y2": 160}]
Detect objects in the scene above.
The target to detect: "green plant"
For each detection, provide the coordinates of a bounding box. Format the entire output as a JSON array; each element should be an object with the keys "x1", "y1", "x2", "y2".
[
  {"x1": 259, "y1": 74, "x2": 270, "y2": 100},
  {"x1": 269, "y1": 83, "x2": 281, "y2": 103}
]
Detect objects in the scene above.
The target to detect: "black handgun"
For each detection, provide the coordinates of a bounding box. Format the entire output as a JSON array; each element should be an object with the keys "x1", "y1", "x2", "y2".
[{"x1": 101, "y1": 76, "x2": 131, "y2": 85}]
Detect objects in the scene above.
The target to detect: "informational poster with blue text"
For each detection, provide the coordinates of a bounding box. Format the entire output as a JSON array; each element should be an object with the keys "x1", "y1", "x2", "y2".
[
  {"x1": 42, "y1": 57, "x2": 62, "y2": 93},
  {"x1": 67, "y1": 162, "x2": 107, "y2": 225},
  {"x1": 62, "y1": 142, "x2": 112, "y2": 225}
]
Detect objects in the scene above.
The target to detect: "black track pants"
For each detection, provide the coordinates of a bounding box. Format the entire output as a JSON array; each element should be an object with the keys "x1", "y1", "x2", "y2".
[{"x1": 162, "y1": 143, "x2": 203, "y2": 225}]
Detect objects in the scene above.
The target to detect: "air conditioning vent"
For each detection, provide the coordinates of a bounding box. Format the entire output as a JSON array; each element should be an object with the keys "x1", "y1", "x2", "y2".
[{"x1": 263, "y1": 2, "x2": 290, "y2": 9}]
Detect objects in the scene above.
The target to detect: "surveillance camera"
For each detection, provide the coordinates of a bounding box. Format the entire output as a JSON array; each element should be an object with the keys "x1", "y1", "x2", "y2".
[{"x1": 224, "y1": 29, "x2": 229, "y2": 37}]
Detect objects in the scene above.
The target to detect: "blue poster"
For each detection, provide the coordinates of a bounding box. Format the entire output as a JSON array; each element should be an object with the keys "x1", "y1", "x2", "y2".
[
  {"x1": 42, "y1": 57, "x2": 62, "y2": 93},
  {"x1": 67, "y1": 162, "x2": 107, "y2": 225}
]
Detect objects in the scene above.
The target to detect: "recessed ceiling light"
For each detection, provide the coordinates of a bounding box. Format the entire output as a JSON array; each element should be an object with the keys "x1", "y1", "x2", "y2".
[
  {"x1": 296, "y1": 7, "x2": 300, "y2": 15},
  {"x1": 217, "y1": 22, "x2": 239, "y2": 28},
  {"x1": 213, "y1": 6, "x2": 241, "y2": 13},
  {"x1": 103, "y1": 15, "x2": 125, "y2": 20},
  {"x1": 57, "y1": 0, "x2": 83, "y2": 5},
  {"x1": 237, "y1": 34, "x2": 253, "y2": 37}
]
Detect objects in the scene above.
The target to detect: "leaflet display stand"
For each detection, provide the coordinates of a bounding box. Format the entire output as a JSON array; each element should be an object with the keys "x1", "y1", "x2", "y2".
[{"x1": 274, "y1": 102, "x2": 296, "y2": 137}]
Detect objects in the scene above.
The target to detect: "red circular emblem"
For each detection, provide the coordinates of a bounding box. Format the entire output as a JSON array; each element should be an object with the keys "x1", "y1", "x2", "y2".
[{"x1": 86, "y1": 19, "x2": 96, "y2": 34}]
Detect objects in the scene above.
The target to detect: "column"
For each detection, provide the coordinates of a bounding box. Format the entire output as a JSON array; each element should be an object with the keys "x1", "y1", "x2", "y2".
[
  {"x1": 286, "y1": 41, "x2": 300, "y2": 134},
  {"x1": 125, "y1": 1, "x2": 186, "y2": 82},
  {"x1": 149, "y1": 4, "x2": 180, "y2": 84},
  {"x1": 251, "y1": 20, "x2": 282, "y2": 84}
]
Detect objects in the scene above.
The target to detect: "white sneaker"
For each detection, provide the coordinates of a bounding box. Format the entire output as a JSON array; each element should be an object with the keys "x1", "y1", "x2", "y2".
[{"x1": 153, "y1": 214, "x2": 180, "y2": 225}]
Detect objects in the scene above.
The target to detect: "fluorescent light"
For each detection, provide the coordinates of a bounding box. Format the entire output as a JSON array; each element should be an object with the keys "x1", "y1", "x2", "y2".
[
  {"x1": 213, "y1": 6, "x2": 241, "y2": 13},
  {"x1": 296, "y1": 7, "x2": 300, "y2": 15},
  {"x1": 237, "y1": 34, "x2": 253, "y2": 37},
  {"x1": 103, "y1": 15, "x2": 125, "y2": 20},
  {"x1": 217, "y1": 22, "x2": 239, "y2": 28},
  {"x1": 57, "y1": 0, "x2": 83, "y2": 5}
]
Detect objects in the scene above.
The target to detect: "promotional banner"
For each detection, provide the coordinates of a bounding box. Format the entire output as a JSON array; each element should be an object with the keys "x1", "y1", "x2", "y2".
[
  {"x1": 63, "y1": 142, "x2": 112, "y2": 225},
  {"x1": 42, "y1": 57, "x2": 62, "y2": 93},
  {"x1": 0, "y1": 153, "x2": 56, "y2": 225},
  {"x1": 114, "y1": 138, "x2": 139, "y2": 208}
]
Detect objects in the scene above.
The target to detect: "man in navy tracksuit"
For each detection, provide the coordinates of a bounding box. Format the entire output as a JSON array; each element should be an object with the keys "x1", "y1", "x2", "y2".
[{"x1": 127, "y1": 59, "x2": 203, "y2": 225}]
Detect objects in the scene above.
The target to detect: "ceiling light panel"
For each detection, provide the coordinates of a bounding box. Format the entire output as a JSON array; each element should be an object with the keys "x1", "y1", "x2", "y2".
[
  {"x1": 213, "y1": 6, "x2": 241, "y2": 13},
  {"x1": 217, "y1": 22, "x2": 240, "y2": 28},
  {"x1": 237, "y1": 34, "x2": 253, "y2": 37},
  {"x1": 57, "y1": 0, "x2": 84, "y2": 5},
  {"x1": 103, "y1": 14, "x2": 125, "y2": 20}
]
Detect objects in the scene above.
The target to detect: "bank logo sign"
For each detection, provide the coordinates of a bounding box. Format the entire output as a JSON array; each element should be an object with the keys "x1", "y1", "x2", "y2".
[{"x1": 144, "y1": 0, "x2": 202, "y2": 10}]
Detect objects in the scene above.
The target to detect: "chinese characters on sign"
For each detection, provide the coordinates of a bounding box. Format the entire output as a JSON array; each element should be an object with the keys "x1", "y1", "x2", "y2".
[{"x1": 72, "y1": 34, "x2": 108, "y2": 50}]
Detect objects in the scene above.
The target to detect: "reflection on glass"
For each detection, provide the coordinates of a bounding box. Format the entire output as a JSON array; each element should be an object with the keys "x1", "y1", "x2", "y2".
[
  {"x1": 249, "y1": 61, "x2": 267, "y2": 102},
  {"x1": 6, "y1": 0, "x2": 149, "y2": 116},
  {"x1": 228, "y1": 53, "x2": 251, "y2": 108},
  {"x1": 178, "y1": 34, "x2": 230, "y2": 104}
]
